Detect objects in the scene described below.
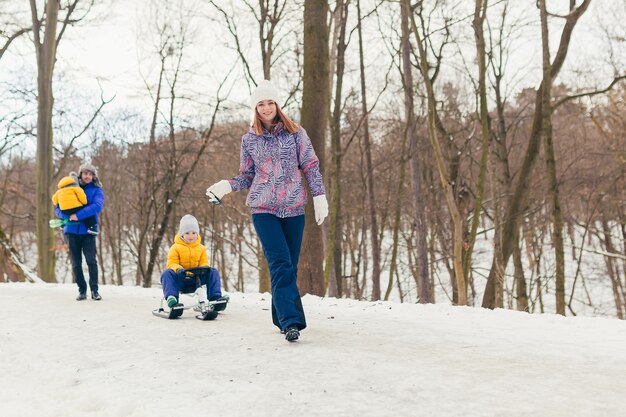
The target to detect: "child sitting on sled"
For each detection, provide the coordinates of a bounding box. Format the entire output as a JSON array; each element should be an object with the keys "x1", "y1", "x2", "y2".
[
  {"x1": 51, "y1": 172, "x2": 98, "y2": 235},
  {"x1": 160, "y1": 214, "x2": 227, "y2": 310}
]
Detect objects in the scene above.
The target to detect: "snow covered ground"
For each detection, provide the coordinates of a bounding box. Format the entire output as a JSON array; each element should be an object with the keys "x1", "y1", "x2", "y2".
[{"x1": 1, "y1": 283, "x2": 625, "y2": 417}]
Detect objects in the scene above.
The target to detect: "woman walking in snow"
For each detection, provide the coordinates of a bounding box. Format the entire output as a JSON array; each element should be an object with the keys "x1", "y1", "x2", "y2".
[
  {"x1": 206, "y1": 79, "x2": 328, "y2": 342},
  {"x1": 54, "y1": 163, "x2": 105, "y2": 301}
]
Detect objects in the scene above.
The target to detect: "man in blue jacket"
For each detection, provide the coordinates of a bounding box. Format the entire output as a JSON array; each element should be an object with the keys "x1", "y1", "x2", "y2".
[{"x1": 55, "y1": 163, "x2": 105, "y2": 301}]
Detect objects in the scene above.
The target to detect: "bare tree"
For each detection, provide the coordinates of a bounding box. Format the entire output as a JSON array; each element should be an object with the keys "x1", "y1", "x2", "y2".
[
  {"x1": 356, "y1": 0, "x2": 383, "y2": 300},
  {"x1": 486, "y1": 1, "x2": 529, "y2": 311},
  {"x1": 324, "y1": 0, "x2": 349, "y2": 297},
  {"x1": 209, "y1": 0, "x2": 295, "y2": 88},
  {"x1": 463, "y1": 0, "x2": 491, "y2": 288},
  {"x1": 132, "y1": 2, "x2": 227, "y2": 287},
  {"x1": 403, "y1": 0, "x2": 466, "y2": 304},
  {"x1": 30, "y1": 0, "x2": 60, "y2": 282},
  {"x1": 400, "y1": 0, "x2": 431, "y2": 303},
  {"x1": 538, "y1": 0, "x2": 567, "y2": 315},
  {"x1": 299, "y1": 0, "x2": 329, "y2": 296},
  {"x1": 482, "y1": 0, "x2": 592, "y2": 309},
  {"x1": 28, "y1": 0, "x2": 98, "y2": 281}
]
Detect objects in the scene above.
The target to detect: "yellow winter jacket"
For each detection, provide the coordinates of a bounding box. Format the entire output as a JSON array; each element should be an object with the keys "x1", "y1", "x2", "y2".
[
  {"x1": 52, "y1": 176, "x2": 87, "y2": 210},
  {"x1": 167, "y1": 234, "x2": 209, "y2": 272}
]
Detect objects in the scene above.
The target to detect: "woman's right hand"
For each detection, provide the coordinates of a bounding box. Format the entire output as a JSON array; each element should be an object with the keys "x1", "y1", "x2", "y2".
[{"x1": 206, "y1": 180, "x2": 232, "y2": 203}]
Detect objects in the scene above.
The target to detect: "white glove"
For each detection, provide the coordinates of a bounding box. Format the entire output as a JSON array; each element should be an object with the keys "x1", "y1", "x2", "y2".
[
  {"x1": 313, "y1": 195, "x2": 328, "y2": 226},
  {"x1": 206, "y1": 180, "x2": 232, "y2": 203}
]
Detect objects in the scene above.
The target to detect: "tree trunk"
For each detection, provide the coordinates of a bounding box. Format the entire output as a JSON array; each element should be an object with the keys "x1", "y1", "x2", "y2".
[
  {"x1": 324, "y1": 0, "x2": 348, "y2": 298},
  {"x1": 488, "y1": 22, "x2": 516, "y2": 309},
  {"x1": 404, "y1": 0, "x2": 464, "y2": 304},
  {"x1": 135, "y1": 47, "x2": 165, "y2": 286},
  {"x1": 512, "y1": 238, "x2": 528, "y2": 311},
  {"x1": 259, "y1": 248, "x2": 271, "y2": 293},
  {"x1": 601, "y1": 219, "x2": 625, "y2": 319},
  {"x1": 539, "y1": 0, "x2": 566, "y2": 315},
  {"x1": 356, "y1": 0, "x2": 381, "y2": 301},
  {"x1": 464, "y1": 0, "x2": 491, "y2": 277},
  {"x1": 384, "y1": 131, "x2": 408, "y2": 301},
  {"x1": 32, "y1": 0, "x2": 60, "y2": 282},
  {"x1": 299, "y1": 0, "x2": 329, "y2": 296},
  {"x1": 400, "y1": 0, "x2": 430, "y2": 303}
]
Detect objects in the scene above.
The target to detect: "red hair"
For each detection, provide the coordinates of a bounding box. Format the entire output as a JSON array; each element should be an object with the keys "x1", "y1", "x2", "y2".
[{"x1": 253, "y1": 104, "x2": 299, "y2": 135}]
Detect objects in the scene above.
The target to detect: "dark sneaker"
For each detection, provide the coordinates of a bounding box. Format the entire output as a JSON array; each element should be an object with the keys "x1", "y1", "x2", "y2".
[
  {"x1": 91, "y1": 291, "x2": 102, "y2": 300},
  {"x1": 284, "y1": 325, "x2": 300, "y2": 342},
  {"x1": 168, "y1": 303, "x2": 184, "y2": 319},
  {"x1": 211, "y1": 296, "x2": 229, "y2": 312},
  {"x1": 199, "y1": 310, "x2": 218, "y2": 320},
  {"x1": 76, "y1": 292, "x2": 87, "y2": 301},
  {"x1": 87, "y1": 228, "x2": 99, "y2": 236}
]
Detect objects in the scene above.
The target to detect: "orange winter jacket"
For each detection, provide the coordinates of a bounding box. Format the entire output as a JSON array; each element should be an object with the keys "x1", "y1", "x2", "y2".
[
  {"x1": 52, "y1": 176, "x2": 87, "y2": 210},
  {"x1": 166, "y1": 234, "x2": 209, "y2": 272}
]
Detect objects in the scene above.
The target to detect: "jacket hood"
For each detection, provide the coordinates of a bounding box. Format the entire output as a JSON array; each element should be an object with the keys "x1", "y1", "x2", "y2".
[{"x1": 58, "y1": 176, "x2": 79, "y2": 189}]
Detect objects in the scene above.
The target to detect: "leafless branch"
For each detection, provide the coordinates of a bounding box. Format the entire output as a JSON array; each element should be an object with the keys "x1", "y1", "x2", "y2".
[
  {"x1": 0, "y1": 27, "x2": 32, "y2": 61},
  {"x1": 553, "y1": 75, "x2": 626, "y2": 109},
  {"x1": 209, "y1": 1, "x2": 256, "y2": 88},
  {"x1": 52, "y1": 84, "x2": 114, "y2": 177}
]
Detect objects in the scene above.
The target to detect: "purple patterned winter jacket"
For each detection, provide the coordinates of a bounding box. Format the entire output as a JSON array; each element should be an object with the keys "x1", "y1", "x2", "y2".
[{"x1": 228, "y1": 123, "x2": 325, "y2": 218}]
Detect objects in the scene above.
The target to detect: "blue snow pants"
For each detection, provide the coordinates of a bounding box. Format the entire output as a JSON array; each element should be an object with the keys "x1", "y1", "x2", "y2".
[
  {"x1": 160, "y1": 267, "x2": 222, "y2": 301},
  {"x1": 252, "y1": 213, "x2": 306, "y2": 331},
  {"x1": 66, "y1": 233, "x2": 98, "y2": 294}
]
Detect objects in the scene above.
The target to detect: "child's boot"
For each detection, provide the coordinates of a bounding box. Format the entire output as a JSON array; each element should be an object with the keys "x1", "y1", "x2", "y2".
[
  {"x1": 166, "y1": 296, "x2": 183, "y2": 319},
  {"x1": 211, "y1": 295, "x2": 229, "y2": 312}
]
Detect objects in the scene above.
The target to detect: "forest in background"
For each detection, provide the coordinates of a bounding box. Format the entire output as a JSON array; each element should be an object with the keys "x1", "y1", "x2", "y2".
[{"x1": 0, "y1": 0, "x2": 624, "y2": 318}]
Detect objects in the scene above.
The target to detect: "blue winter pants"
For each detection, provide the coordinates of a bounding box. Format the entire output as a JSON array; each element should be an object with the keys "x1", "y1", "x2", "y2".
[
  {"x1": 252, "y1": 213, "x2": 306, "y2": 331},
  {"x1": 160, "y1": 268, "x2": 222, "y2": 301},
  {"x1": 66, "y1": 233, "x2": 98, "y2": 294}
]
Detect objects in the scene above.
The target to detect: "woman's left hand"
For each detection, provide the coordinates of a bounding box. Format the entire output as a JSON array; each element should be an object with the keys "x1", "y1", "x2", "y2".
[
  {"x1": 69, "y1": 214, "x2": 78, "y2": 221},
  {"x1": 313, "y1": 195, "x2": 328, "y2": 225}
]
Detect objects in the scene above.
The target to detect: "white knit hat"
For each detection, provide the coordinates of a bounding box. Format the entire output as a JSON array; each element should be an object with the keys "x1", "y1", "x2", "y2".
[
  {"x1": 250, "y1": 79, "x2": 280, "y2": 110},
  {"x1": 179, "y1": 214, "x2": 199, "y2": 236}
]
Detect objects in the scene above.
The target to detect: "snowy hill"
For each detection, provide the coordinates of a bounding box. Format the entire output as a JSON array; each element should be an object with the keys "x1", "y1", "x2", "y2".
[{"x1": 1, "y1": 283, "x2": 624, "y2": 417}]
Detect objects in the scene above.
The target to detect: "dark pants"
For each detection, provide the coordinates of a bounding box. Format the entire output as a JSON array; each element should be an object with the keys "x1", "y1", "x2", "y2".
[
  {"x1": 160, "y1": 268, "x2": 222, "y2": 301},
  {"x1": 62, "y1": 207, "x2": 96, "y2": 228},
  {"x1": 252, "y1": 213, "x2": 306, "y2": 331},
  {"x1": 66, "y1": 233, "x2": 98, "y2": 294}
]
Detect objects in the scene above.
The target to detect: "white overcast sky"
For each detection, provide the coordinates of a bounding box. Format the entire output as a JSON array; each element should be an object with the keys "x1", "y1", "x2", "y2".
[{"x1": 2, "y1": 0, "x2": 625, "y2": 130}]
